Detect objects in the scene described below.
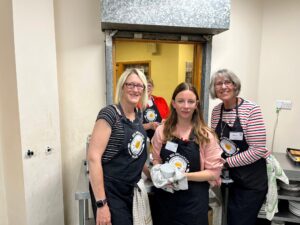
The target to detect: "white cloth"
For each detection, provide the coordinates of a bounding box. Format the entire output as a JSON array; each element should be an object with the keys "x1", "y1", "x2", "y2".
[
  {"x1": 263, "y1": 154, "x2": 289, "y2": 220},
  {"x1": 150, "y1": 163, "x2": 188, "y2": 193},
  {"x1": 133, "y1": 179, "x2": 153, "y2": 225}
]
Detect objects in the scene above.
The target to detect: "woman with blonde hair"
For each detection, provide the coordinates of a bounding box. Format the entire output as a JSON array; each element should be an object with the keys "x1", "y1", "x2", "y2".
[{"x1": 88, "y1": 68, "x2": 148, "y2": 225}]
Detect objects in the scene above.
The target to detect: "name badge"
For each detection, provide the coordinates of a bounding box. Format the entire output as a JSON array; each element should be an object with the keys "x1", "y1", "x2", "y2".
[
  {"x1": 165, "y1": 141, "x2": 178, "y2": 153},
  {"x1": 147, "y1": 99, "x2": 153, "y2": 107},
  {"x1": 229, "y1": 132, "x2": 243, "y2": 141}
]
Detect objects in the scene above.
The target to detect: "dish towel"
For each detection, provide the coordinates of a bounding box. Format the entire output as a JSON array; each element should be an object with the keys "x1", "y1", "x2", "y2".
[
  {"x1": 264, "y1": 154, "x2": 289, "y2": 220},
  {"x1": 133, "y1": 179, "x2": 153, "y2": 225},
  {"x1": 150, "y1": 163, "x2": 188, "y2": 193}
]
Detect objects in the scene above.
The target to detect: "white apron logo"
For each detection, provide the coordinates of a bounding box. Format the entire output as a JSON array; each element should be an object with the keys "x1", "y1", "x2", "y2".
[
  {"x1": 220, "y1": 137, "x2": 239, "y2": 156},
  {"x1": 167, "y1": 153, "x2": 190, "y2": 173},
  {"x1": 144, "y1": 108, "x2": 157, "y2": 122},
  {"x1": 128, "y1": 131, "x2": 145, "y2": 158}
]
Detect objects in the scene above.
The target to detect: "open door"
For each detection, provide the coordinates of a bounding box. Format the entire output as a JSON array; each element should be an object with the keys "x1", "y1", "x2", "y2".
[{"x1": 192, "y1": 44, "x2": 203, "y2": 96}]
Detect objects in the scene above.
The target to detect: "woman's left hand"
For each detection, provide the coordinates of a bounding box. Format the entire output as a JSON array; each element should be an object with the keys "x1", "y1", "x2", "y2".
[{"x1": 151, "y1": 122, "x2": 160, "y2": 130}]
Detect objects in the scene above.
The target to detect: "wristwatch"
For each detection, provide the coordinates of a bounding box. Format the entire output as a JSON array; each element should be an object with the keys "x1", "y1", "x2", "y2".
[{"x1": 96, "y1": 198, "x2": 107, "y2": 208}]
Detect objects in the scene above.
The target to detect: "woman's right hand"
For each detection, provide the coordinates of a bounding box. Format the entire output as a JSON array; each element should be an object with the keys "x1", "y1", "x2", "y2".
[{"x1": 96, "y1": 204, "x2": 111, "y2": 225}]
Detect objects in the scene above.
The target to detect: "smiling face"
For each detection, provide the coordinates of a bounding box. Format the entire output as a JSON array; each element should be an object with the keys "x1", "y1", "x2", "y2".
[
  {"x1": 172, "y1": 90, "x2": 198, "y2": 121},
  {"x1": 122, "y1": 73, "x2": 145, "y2": 106},
  {"x1": 214, "y1": 76, "x2": 236, "y2": 103}
]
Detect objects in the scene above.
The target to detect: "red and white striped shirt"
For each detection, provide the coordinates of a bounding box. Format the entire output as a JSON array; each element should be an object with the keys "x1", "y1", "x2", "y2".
[{"x1": 211, "y1": 98, "x2": 271, "y2": 168}]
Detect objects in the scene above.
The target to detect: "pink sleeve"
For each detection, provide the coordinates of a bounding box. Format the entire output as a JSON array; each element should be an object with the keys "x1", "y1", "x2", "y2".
[
  {"x1": 151, "y1": 124, "x2": 165, "y2": 162},
  {"x1": 200, "y1": 132, "x2": 225, "y2": 186}
]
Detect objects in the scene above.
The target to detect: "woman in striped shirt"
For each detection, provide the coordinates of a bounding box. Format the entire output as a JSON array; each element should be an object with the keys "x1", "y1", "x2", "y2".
[{"x1": 209, "y1": 69, "x2": 270, "y2": 225}]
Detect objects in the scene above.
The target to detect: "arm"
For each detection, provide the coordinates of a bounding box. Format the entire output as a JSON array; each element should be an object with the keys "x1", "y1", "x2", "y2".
[
  {"x1": 227, "y1": 104, "x2": 271, "y2": 167},
  {"x1": 88, "y1": 119, "x2": 112, "y2": 225},
  {"x1": 210, "y1": 104, "x2": 222, "y2": 130},
  {"x1": 143, "y1": 121, "x2": 160, "y2": 131},
  {"x1": 151, "y1": 125, "x2": 164, "y2": 165},
  {"x1": 143, "y1": 164, "x2": 151, "y2": 179},
  {"x1": 185, "y1": 132, "x2": 224, "y2": 186}
]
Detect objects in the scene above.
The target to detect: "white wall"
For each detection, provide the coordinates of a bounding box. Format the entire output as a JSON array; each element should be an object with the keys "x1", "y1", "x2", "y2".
[
  {"x1": 258, "y1": 0, "x2": 300, "y2": 152},
  {"x1": 210, "y1": 0, "x2": 263, "y2": 108},
  {"x1": 54, "y1": 0, "x2": 106, "y2": 224},
  {"x1": 210, "y1": 0, "x2": 300, "y2": 153},
  {"x1": 0, "y1": 0, "x2": 26, "y2": 224},
  {"x1": 0, "y1": 146, "x2": 8, "y2": 225},
  {"x1": 0, "y1": 1, "x2": 11, "y2": 223},
  {"x1": 11, "y1": 0, "x2": 65, "y2": 224},
  {"x1": 1, "y1": 0, "x2": 65, "y2": 224}
]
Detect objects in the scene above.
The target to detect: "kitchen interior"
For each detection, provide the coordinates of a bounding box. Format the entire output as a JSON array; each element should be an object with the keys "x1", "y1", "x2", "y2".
[
  {"x1": 2, "y1": 1, "x2": 300, "y2": 225},
  {"x1": 75, "y1": 1, "x2": 300, "y2": 225}
]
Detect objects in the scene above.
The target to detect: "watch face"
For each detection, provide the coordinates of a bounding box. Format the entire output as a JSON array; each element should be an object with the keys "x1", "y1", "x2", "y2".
[{"x1": 96, "y1": 199, "x2": 107, "y2": 208}]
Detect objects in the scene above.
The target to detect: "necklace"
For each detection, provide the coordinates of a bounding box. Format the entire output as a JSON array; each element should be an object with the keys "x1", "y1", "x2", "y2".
[{"x1": 220, "y1": 97, "x2": 239, "y2": 138}]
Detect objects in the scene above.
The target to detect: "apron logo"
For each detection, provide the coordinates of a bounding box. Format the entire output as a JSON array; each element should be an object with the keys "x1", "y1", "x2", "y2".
[
  {"x1": 128, "y1": 131, "x2": 145, "y2": 158},
  {"x1": 144, "y1": 108, "x2": 157, "y2": 122},
  {"x1": 167, "y1": 153, "x2": 190, "y2": 173},
  {"x1": 220, "y1": 137, "x2": 239, "y2": 156}
]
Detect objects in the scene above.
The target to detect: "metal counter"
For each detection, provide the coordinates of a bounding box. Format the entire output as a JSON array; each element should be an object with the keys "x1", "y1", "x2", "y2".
[
  {"x1": 273, "y1": 152, "x2": 300, "y2": 181},
  {"x1": 75, "y1": 161, "x2": 93, "y2": 225}
]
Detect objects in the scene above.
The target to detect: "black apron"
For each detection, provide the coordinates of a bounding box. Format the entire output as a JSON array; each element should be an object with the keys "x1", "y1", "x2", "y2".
[
  {"x1": 153, "y1": 135, "x2": 209, "y2": 225},
  {"x1": 215, "y1": 99, "x2": 267, "y2": 225},
  {"x1": 143, "y1": 97, "x2": 162, "y2": 140},
  {"x1": 90, "y1": 104, "x2": 147, "y2": 225}
]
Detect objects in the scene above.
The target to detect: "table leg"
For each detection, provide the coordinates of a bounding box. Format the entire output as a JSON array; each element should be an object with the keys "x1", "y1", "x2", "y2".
[{"x1": 79, "y1": 199, "x2": 84, "y2": 225}]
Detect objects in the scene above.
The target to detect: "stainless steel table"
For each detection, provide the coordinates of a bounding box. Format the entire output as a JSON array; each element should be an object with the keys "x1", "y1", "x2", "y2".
[
  {"x1": 75, "y1": 160, "x2": 93, "y2": 225},
  {"x1": 258, "y1": 152, "x2": 300, "y2": 223},
  {"x1": 273, "y1": 152, "x2": 300, "y2": 181}
]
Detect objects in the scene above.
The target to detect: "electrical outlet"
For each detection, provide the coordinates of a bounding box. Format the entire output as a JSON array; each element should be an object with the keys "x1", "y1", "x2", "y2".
[{"x1": 276, "y1": 100, "x2": 292, "y2": 110}]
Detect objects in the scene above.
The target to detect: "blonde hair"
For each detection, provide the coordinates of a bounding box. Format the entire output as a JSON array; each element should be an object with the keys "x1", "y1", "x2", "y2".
[{"x1": 115, "y1": 68, "x2": 148, "y2": 109}]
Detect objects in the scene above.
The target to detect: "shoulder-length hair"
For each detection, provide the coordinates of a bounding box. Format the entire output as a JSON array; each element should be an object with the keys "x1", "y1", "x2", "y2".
[
  {"x1": 114, "y1": 68, "x2": 148, "y2": 109},
  {"x1": 163, "y1": 82, "x2": 213, "y2": 145},
  {"x1": 209, "y1": 69, "x2": 241, "y2": 99}
]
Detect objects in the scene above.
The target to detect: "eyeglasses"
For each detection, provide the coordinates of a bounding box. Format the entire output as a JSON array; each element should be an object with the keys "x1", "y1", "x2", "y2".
[
  {"x1": 215, "y1": 80, "x2": 233, "y2": 89},
  {"x1": 124, "y1": 82, "x2": 145, "y2": 91},
  {"x1": 147, "y1": 84, "x2": 153, "y2": 89}
]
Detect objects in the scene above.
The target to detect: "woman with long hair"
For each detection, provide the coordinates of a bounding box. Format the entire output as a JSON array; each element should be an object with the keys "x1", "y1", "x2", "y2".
[{"x1": 151, "y1": 82, "x2": 224, "y2": 225}]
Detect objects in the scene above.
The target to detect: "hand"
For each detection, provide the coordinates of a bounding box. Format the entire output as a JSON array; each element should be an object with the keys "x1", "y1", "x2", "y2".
[
  {"x1": 223, "y1": 161, "x2": 229, "y2": 169},
  {"x1": 96, "y1": 204, "x2": 111, "y2": 225},
  {"x1": 151, "y1": 122, "x2": 160, "y2": 130},
  {"x1": 165, "y1": 182, "x2": 175, "y2": 189}
]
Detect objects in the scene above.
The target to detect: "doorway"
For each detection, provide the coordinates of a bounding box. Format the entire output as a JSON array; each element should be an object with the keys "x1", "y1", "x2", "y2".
[
  {"x1": 104, "y1": 31, "x2": 213, "y2": 121},
  {"x1": 113, "y1": 39, "x2": 203, "y2": 104}
]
